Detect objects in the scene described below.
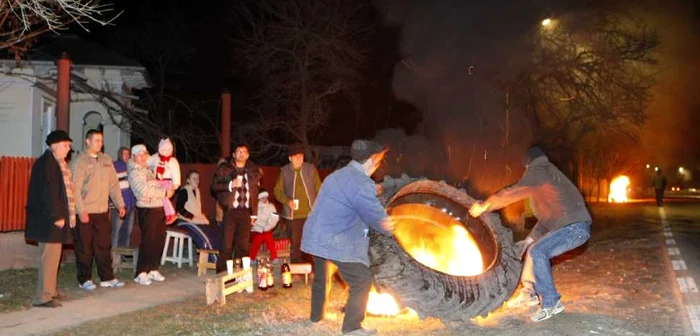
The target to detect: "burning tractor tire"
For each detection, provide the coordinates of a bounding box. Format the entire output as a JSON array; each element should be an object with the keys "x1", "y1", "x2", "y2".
[{"x1": 369, "y1": 180, "x2": 521, "y2": 323}]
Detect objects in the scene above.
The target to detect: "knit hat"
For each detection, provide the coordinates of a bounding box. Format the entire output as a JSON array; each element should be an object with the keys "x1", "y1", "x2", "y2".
[
  {"x1": 158, "y1": 138, "x2": 174, "y2": 157},
  {"x1": 523, "y1": 146, "x2": 546, "y2": 165},
  {"x1": 131, "y1": 144, "x2": 148, "y2": 156},
  {"x1": 258, "y1": 191, "x2": 269, "y2": 199},
  {"x1": 351, "y1": 139, "x2": 387, "y2": 163}
]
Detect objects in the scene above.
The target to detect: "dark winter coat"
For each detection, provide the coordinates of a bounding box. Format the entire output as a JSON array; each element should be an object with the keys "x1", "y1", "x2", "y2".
[
  {"x1": 211, "y1": 159, "x2": 262, "y2": 215},
  {"x1": 25, "y1": 150, "x2": 72, "y2": 243}
]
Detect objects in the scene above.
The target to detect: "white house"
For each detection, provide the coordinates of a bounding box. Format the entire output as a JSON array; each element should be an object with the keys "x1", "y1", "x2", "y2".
[{"x1": 0, "y1": 35, "x2": 150, "y2": 158}]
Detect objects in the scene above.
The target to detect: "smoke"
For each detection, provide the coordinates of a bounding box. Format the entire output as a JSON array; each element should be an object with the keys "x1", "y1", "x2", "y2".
[
  {"x1": 370, "y1": 0, "x2": 543, "y2": 198},
  {"x1": 636, "y1": 0, "x2": 700, "y2": 174}
]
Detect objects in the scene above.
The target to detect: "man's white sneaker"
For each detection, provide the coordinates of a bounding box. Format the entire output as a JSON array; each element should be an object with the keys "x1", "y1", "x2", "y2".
[
  {"x1": 134, "y1": 272, "x2": 152, "y2": 286},
  {"x1": 148, "y1": 270, "x2": 165, "y2": 282},
  {"x1": 79, "y1": 280, "x2": 96, "y2": 291},
  {"x1": 100, "y1": 278, "x2": 125, "y2": 288},
  {"x1": 531, "y1": 301, "x2": 565, "y2": 322}
]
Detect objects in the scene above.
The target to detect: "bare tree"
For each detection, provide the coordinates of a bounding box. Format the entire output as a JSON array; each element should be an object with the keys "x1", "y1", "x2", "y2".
[
  {"x1": 510, "y1": 9, "x2": 659, "y2": 181},
  {"x1": 230, "y1": 0, "x2": 373, "y2": 162},
  {"x1": 1, "y1": 0, "x2": 118, "y2": 59},
  {"x1": 580, "y1": 130, "x2": 642, "y2": 202}
]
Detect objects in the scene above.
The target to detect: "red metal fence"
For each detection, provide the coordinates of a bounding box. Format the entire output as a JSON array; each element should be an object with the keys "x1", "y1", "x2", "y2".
[
  {"x1": 0, "y1": 157, "x2": 331, "y2": 232},
  {"x1": 0, "y1": 157, "x2": 36, "y2": 232}
]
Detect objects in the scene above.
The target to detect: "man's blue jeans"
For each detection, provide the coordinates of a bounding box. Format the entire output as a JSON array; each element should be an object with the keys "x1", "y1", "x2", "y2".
[
  {"x1": 111, "y1": 207, "x2": 136, "y2": 248},
  {"x1": 521, "y1": 221, "x2": 590, "y2": 308}
]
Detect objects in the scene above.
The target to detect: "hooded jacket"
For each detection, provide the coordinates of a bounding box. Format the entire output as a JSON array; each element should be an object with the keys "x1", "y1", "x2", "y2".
[{"x1": 485, "y1": 156, "x2": 592, "y2": 241}]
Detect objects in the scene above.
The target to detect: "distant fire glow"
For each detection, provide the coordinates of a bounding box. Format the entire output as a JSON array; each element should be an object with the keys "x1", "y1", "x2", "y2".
[{"x1": 608, "y1": 176, "x2": 631, "y2": 203}]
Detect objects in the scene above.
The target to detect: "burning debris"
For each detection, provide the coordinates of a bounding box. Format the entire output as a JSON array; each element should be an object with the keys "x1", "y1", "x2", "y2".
[
  {"x1": 608, "y1": 175, "x2": 631, "y2": 203},
  {"x1": 369, "y1": 180, "x2": 521, "y2": 323}
]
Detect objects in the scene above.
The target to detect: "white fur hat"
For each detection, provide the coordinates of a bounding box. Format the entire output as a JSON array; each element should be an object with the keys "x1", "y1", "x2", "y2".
[
  {"x1": 258, "y1": 191, "x2": 269, "y2": 199},
  {"x1": 158, "y1": 138, "x2": 174, "y2": 156}
]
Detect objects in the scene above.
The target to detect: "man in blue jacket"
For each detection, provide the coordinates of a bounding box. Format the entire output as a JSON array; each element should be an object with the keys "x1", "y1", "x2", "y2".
[{"x1": 301, "y1": 139, "x2": 395, "y2": 336}]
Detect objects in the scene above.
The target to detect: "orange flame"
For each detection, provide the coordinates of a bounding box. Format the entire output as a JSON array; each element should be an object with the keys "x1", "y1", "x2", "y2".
[
  {"x1": 608, "y1": 175, "x2": 631, "y2": 203},
  {"x1": 367, "y1": 288, "x2": 400, "y2": 316},
  {"x1": 390, "y1": 203, "x2": 484, "y2": 276}
]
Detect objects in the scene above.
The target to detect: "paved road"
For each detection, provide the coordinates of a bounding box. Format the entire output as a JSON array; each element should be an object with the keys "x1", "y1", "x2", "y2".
[{"x1": 656, "y1": 199, "x2": 700, "y2": 334}]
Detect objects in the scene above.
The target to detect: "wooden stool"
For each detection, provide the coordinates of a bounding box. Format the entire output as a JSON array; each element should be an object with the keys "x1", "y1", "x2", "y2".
[
  {"x1": 197, "y1": 249, "x2": 219, "y2": 276},
  {"x1": 111, "y1": 247, "x2": 138, "y2": 274},
  {"x1": 205, "y1": 269, "x2": 253, "y2": 306},
  {"x1": 290, "y1": 263, "x2": 312, "y2": 285},
  {"x1": 161, "y1": 228, "x2": 194, "y2": 268}
]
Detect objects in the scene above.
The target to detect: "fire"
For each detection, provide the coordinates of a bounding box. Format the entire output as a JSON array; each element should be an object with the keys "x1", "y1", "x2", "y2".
[
  {"x1": 608, "y1": 175, "x2": 631, "y2": 203},
  {"x1": 367, "y1": 288, "x2": 400, "y2": 316},
  {"x1": 390, "y1": 203, "x2": 484, "y2": 276}
]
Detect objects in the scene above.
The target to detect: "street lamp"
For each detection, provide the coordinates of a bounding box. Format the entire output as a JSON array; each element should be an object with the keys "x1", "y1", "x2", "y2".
[
  {"x1": 542, "y1": 18, "x2": 552, "y2": 26},
  {"x1": 645, "y1": 164, "x2": 650, "y2": 169},
  {"x1": 655, "y1": 167, "x2": 659, "y2": 172},
  {"x1": 679, "y1": 167, "x2": 684, "y2": 173}
]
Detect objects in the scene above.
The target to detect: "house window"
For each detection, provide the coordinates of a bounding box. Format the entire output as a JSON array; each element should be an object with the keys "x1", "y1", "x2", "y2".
[{"x1": 40, "y1": 98, "x2": 56, "y2": 152}]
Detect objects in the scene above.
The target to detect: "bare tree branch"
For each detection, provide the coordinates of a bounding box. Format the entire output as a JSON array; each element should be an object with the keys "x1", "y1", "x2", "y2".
[{"x1": 1, "y1": 0, "x2": 120, "y2": 57}]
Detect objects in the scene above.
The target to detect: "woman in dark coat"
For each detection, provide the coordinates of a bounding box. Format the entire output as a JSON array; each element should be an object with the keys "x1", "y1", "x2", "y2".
[{"x1": 25, "y1": 130, "x2": 75, "y2": 308}]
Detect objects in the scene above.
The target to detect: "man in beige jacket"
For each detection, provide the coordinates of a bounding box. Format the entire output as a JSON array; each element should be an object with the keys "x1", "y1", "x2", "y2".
[{"x1": 71, "y1": 129, "x2": 126, "y2": 290}]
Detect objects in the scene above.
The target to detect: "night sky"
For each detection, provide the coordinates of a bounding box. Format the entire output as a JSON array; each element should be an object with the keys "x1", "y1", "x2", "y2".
[{"x1": 46, "y1": 0, "x2": 700, "y2": 186}]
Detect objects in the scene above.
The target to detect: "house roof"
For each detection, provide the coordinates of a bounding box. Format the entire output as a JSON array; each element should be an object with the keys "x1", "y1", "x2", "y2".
[{"x1": 27, "y1": 35, "x2": 142, "y2": 68}]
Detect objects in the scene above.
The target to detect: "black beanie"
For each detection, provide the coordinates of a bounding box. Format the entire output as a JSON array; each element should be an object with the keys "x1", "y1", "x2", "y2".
[{"x1": 524, "y1": 146, "x2": 546, "y2": 165}]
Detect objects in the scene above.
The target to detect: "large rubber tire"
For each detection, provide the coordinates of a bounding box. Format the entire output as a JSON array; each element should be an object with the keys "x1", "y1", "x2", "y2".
[{"x1": 369, "y1": 180, "x2": 521, "y2": 323}]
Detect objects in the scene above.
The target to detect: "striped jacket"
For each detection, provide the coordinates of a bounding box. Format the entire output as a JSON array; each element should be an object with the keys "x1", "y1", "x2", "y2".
[
  {"x1": 127, "y1": 159, "x2": 168, "y2": 208},
  {"x1": 113, "y1": 159, "x2": 136, "y2": 209}
]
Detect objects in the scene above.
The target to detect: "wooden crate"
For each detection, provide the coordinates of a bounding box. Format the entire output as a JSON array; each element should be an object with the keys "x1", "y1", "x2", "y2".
[{"x1": 205, "y1": 269, "x2": 253, "y2": 306}]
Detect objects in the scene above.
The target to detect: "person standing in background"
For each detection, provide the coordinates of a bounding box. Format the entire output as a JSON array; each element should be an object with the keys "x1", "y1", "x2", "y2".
[
  {"x1": 112, "y1": 147, "x2": 137, "y2": 247},
  {"x1": 274, "y1": 144, "x2": 321, "y2": 263}
]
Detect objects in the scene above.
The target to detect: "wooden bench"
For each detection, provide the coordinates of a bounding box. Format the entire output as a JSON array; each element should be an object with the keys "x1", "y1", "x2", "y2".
[
  {"x1": 197, "y1": 249, "x2": 219, "y2": 277},
  {"x1": 205, "y1": 269, "x2": 253, "y2": 306},
  {"x1": 111, "y1": 247, "x2": 138, "y2": 274},
  {"x1": 290, "y1": 263, "x2": 312, "y2": 285}
]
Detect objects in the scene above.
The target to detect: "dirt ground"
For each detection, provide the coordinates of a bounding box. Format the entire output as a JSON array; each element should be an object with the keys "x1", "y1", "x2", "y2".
[{"x1": 40, "y1": 202, "x2": 689, "y2": 336}]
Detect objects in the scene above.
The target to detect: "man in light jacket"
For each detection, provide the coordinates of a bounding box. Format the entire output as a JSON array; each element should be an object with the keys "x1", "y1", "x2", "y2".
[
  {"x1": 71, "y1": 129, "x2": 126, "y2": 290},
  {"x1": 469, "y1": 146, "x2": 592, "y2": 323},
  {"x1": 301, "y1": 139, "x2": 395, "y2": 336},
  {"x1": 26, "y1": 130, "x2": 75, "y2": 308},
  {"x1": 274, "y1": 143, "x2": 321, "y2": 263},
  {"x1": 128, "y1": 144, "x2": 175, "y2": 285}
]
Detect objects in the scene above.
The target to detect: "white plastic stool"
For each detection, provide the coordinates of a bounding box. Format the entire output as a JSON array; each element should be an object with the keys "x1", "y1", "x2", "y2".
[{"x1": 161, "y1": 229, "x2": 194, "y2": 268}]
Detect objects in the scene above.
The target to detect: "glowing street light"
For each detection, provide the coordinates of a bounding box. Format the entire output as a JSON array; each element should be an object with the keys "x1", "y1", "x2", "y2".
[
  {"x1": 654, "y1": 167, "x2": 659, "y2": 172},
  {"x1": 679, "y1": 167, "x2": 685, "y2": 173},
  {"x1": 645, "y1": 164, "x2": 650, "y2": 169},
  {"x1": 542, "y1": 18, "x2": 552, "y2": 26}
]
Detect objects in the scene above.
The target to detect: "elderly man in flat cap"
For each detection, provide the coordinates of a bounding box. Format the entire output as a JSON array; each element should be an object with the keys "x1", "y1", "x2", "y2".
[{"x1": 26, "y1": 130, "x2": 75, "y2": 308}]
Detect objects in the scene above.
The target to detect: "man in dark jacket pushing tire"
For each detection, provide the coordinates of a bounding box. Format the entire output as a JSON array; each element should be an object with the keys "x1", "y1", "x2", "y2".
[{"x1": 469, "y1": 146, "x2": 592, "y2": 323}]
